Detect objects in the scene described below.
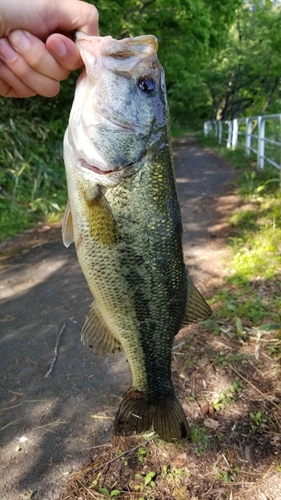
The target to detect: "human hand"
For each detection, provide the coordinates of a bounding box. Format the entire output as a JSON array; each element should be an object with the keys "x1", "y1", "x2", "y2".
[{"x1": 0, "y1": 0, "x2": 99, "y2": 98}]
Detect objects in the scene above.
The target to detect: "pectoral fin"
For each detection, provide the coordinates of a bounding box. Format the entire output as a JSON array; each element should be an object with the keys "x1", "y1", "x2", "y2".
[
  {"x1": 81, "y1": 301, "x2": 121, "y2": 356},
  {"x1": 183, "y1": 274, "x2": 212, "y2": 325},
  {"x1": 86, "y1": 190, "x2": 118, "y2": 246},
  {"x1": 62, "y1": 200, "x2": 74, "y2": 248}
]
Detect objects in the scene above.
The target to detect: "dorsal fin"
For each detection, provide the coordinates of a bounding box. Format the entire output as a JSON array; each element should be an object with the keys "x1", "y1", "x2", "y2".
[
  {"x1": 183, "y1": 274, "x2": 212, "y2": 325},
  {"x1": 81, "y1": 301, "x2": 121, "y2": 356},
  {"x1": 62, "y1": 200, "x2": 74, "y2": 248}
]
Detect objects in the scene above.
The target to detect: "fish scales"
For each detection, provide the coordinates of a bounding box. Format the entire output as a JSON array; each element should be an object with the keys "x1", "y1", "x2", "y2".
[{"x1": 63, "y1": 32, "x2": 212, "y2": 441}]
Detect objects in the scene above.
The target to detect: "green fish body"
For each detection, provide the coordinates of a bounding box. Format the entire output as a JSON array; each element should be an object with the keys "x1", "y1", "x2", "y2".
[{"x1": 63, "y1": 33, "x2": 211, "y2": 441}]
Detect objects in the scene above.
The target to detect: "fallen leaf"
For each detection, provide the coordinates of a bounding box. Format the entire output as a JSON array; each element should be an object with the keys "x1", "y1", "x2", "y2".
[{"x1": 203, "y1": 418, "x2": 219, "y2": 430}]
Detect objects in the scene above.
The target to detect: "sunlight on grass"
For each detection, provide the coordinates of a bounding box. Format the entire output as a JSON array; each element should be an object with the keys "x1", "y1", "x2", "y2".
[{"x1": 197, "y1": 131, "x2": 281, "y2": 332}]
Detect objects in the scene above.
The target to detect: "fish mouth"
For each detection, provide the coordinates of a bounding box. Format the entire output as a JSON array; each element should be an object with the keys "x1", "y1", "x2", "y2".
[{"x1": 79, "y1": 159, "x2": 115, "y2": 175}]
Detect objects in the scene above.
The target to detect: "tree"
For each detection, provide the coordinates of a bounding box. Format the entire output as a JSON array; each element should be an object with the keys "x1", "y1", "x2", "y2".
[
  {"x1": 204, "y1": 0, "x2": 281, "y2": 120},
  {"x1": 91, "y1": 0, "x2": 243, "y2": 125}
]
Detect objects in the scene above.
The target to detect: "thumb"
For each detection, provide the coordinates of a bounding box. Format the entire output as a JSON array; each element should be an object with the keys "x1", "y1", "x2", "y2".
[
  {"x1": 46, "y1": 34, "x2": 84, "y2": 71},
  {"x1": 53, "y1": 0, "x2": 99, "y2": 36}
]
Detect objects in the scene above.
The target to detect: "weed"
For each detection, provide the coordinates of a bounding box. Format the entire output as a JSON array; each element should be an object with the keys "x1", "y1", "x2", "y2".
[
  {"x1": 214, "y1": 352, "x2": 248, "y2": 367},
  {"x1": 162, "y1": 465, "x2": 188, "y2": 484},
  {"x1": 184, "y1": 357, "x2": 198, "y2": 367},
  {"x1": 116, "y1": 449, "x2": 129, "y2": 466},
  {"x1": 0, "y1": 97, "x2": 67, "y2": 242},
  {"x1": 134, "y1": 471, "x2": 157, "y2": 492},
  {"x1": 200, "y1": 318, "x2": 222, "y2": 335},
  {"x1": 215, "y1": 466, "x2": 240, "y2": 482},
  {"x1": 185, "y1": 396, "x2": 196, "y2": 402},
  {"x1": 211, "y1": 287, "x2": 270, "y2": 326},
  {"x1": 190, "y1": 424, "x2": 209, "y2": 453},
  {"x1": 249, "y1": 411, "x2": 267, "y2": 432},
  {"x1": 212, "y1": 379, "x2": 243, "y2": 411},
  {"x1": 99, "y1": 487, "x2": 121, "y2": 497},
  {"x1": 90, "y1": 472, "x2": 102, "y2": 488},
  {"x1": 215, "y1": 468, "x2": 232, "y2": 482},
  {"x1": 137, "y1": 444, "x2": 149, "y2": 463}
]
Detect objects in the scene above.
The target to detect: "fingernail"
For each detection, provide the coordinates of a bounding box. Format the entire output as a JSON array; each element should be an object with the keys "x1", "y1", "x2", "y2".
[
  {"x1": 50, "y1": 37, "x2": 67, "y2": 57},
  {"x1": 9, "y1": 30, "x2": 30, "y2": 52},
  {"x1": 0, "y1": 38, "x2": 17, "y2": 62}
]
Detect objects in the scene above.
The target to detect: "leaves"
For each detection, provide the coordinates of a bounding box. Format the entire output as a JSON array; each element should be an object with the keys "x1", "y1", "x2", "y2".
[
  {"x1": 205, "y1": 1, "x2": 281, "y2": 119},
  {"x1": 91, "y1": 0, "x2": 243, "y2": 124}
]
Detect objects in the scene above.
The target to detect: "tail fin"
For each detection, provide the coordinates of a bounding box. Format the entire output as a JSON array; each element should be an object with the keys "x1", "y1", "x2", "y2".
[{"x1": 113, "y1": 389, "x2": 190, "y2": 442}]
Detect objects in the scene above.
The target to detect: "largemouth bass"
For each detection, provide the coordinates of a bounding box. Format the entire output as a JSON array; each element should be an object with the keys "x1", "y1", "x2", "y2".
[{"x1": 63, "y1": 32, "x2": 211, "y2": 441}]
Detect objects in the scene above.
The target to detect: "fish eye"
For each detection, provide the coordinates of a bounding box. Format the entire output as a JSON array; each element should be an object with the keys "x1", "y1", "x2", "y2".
[{"x1": 137, "y1": 76, "x2": 156, "y2": 94}]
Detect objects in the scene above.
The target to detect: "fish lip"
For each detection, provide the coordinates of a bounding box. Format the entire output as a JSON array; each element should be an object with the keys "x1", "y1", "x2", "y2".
[{"x1": 79, "y1": 159, "x2": 114, "y2": 175}]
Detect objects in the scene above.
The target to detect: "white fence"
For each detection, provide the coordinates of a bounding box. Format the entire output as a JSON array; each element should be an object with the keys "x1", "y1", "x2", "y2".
[{"x1": 204, "y1": 114, "x2": 281, "y2": 172}]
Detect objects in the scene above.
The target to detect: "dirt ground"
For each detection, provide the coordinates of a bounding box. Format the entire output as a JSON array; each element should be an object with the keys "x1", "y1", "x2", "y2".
[{"x1": 1, "y1": 134, "x2": 280, "y2": 499}]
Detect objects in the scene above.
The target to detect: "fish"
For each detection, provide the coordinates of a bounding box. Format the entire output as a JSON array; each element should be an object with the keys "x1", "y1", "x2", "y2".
[{"x1": 63, "y1": 32, "x2": 212, "y2": 442}]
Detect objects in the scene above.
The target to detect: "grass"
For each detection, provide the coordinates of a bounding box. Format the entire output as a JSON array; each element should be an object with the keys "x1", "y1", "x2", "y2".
[
  {"x1": 198, "y1": 131, "x2": 281, "y2": 333},
  {"x1": 0, "y1": 94, "x2": 71, "y2": 243}
]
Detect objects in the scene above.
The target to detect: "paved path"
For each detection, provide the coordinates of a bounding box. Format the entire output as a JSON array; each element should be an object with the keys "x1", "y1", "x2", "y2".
[{"x1": 0, "y1": 134, "x2": 235, "y2": 499}]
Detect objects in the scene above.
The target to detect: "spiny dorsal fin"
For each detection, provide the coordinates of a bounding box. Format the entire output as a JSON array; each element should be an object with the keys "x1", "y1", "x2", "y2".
[
  {"x1": 81, "y1": 301, "x2": 121, "y2": 356},
  {"x1": 183, "y1": 274, "x2": 212, "y2": 325},
  {"x1": 62, "y1": 200, "x2": 74, "y2": 248}
]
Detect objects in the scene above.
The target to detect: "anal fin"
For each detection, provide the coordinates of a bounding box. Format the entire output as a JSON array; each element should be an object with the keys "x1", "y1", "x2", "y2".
[
  {"x1": 81, "y1": 301, "x2": 121, "y2": 356},
  {"x1": 183, "y1": 274, "x2": 212, "y2": 325}
]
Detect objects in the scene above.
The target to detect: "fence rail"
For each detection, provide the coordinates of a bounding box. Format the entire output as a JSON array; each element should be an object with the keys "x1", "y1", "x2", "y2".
[{"x1": 204, "y1": 114, "x2": 281, "y2": 173}]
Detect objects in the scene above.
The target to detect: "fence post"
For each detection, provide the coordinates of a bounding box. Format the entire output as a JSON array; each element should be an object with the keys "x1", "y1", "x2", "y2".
[
  {"x1": 227, "y1": 121, "x2": 232, "y2": 149},
  {"x1": 232, "y1": 118, "x2": 238, "y2": 149},
  {"x1": 279, "y1": 114, "x2": 281, "y2": 189},
  {"x1": 204, "y1": 121, "x2": 209, "y2": 137},
  {"x1": 245, "y1": 118, "x2": 251, "y2": 156},
  {"x1": 257, "y1": 116, "x2": 265, "y2": 170},
  {"x1": 218, "y1": 121, "x2": 222, "y2": 145}
]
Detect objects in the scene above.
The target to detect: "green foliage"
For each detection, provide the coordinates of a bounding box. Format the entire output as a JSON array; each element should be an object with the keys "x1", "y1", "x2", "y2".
[
  {"x1": 92, "y1": 0, "x2": 243, "y2": 126},
  {"x1": 135, "y1": 470, "x2": 157, "y2": 491},
  {"x1": 190, "y1": 424, "x2": 209, "y2": 453},
  {"x1": 162, "y1": 465, "x2": 187, "y2": 484},
  {"x1": 204, "y1": 1, "x2": 281, "y2": 119},
  {"x1": 210, "y1": 288, "x2": 269, "y2": 325},
  {"x1": 249, "y1": 411, "x2": 267, "y2": 432},
  {"x1": 215, "y1": 465, "x2": 240, "y2": 483},
  {"x1": 212, "y1": 380, "x2": 243, "y2": 411},
  {"x1": 0, "y1": 96, "x2": 70, "y2": 241},
  {"x1": 137, "y1": 445, "x2": 149, "y2": 463}
]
